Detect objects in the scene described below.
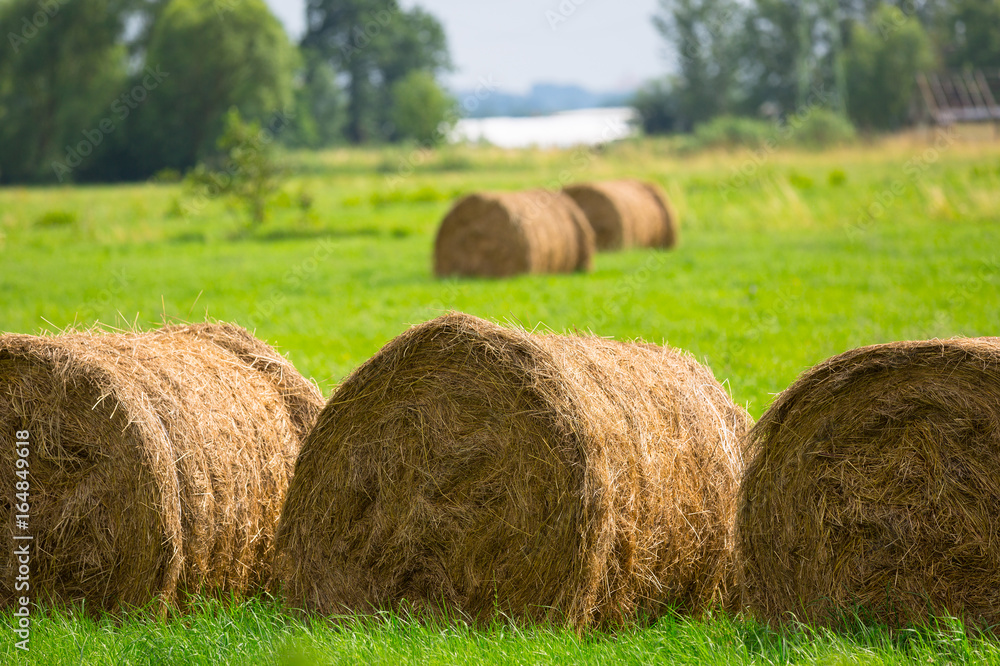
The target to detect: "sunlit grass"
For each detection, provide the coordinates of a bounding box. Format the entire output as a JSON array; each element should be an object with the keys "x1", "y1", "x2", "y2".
[
  {"x1": 3, "y1": 598, "x2": 1000, "y2": 665},
  {"x1": 3, "y1": 132, "x2": 997, "y2": 412}
]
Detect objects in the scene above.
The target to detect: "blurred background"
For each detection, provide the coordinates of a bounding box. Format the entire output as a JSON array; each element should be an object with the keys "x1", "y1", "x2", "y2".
[{"x1": 2, "y1": 0, "x2": 998, "y2": 182}]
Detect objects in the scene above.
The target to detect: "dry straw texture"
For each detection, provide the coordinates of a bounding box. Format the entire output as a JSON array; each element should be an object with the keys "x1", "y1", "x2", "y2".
[
  {"x1": 563, "y1": 179, "x2": 678, "y2": 251},
  {"x1": 275, "y1": 312, "x2": 751, "y2": 629},
  {"x1": 434, "y1": 190, "x2": 595, "y2": 278},
  {"x1": 0, "y1": 323, "x2": 324, "y2": 613},
  {"x1": 737, "y1": 337, "x2": 1000, "y2": 630}
]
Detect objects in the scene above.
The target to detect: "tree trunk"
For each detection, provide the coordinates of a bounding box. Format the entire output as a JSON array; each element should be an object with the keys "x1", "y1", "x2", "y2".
[{"x1": 346, "y1": 61, "x2": 370, "y2": 144}]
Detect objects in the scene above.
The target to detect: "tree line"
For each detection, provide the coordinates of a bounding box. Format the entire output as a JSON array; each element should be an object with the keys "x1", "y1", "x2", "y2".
[
  {"x1": 635, "y1": 0, "x2": 1000, "y2": 135},
  {"x1": 0, "y1": 0, "x2": 453, "y2": 183},
  {"x1": 3, "y1": 0, "x2": 998, "y2": 184}
]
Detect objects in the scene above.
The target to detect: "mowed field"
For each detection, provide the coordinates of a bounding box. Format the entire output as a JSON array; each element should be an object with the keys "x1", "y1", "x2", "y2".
[{"x1": 2, "y1": 128, "x2": 1000, "y2": 664}]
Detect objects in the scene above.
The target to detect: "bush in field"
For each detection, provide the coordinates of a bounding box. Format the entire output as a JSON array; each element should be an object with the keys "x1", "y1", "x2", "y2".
[
  {"x1": 690, "y1": 116, "x2": 776, "y2": 150},
  {"x1": 787, "y1": 108, "x2": 856, "y2": 149},
  {"x1": 35, "y1": 210, "x2": 78, "y2": 228},
  {"x1": 632, "y1": 78, "x2": 681, "y2": 135},
  {"x1": 185, "y1": 109, "x2": 284, "y2": 229}
]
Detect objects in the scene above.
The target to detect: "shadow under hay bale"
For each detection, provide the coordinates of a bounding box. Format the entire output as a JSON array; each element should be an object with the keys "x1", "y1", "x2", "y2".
[
  {"x1": 274, "y1": 312, "x2": 751, "y2": 629},
  {"x1": 563, "y1": 179, "x2": 678, "y2": 251},
  {"x1": 737, "y1": 337, "x2": 1000, "y2": 630},
  {"x1": 0, "y1": 323, "x2": 324, "y2": 614},
  {"x1": 433, "y1": 190, "x2": 595, "y2": 278}
]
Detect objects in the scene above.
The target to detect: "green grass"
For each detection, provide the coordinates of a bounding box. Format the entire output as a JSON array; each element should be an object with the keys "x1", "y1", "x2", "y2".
[
  {"x1": 3, "y1": 597, "x2": 1000, "y2": 665},
  {"x1": 2, "y1": 130, "x2": 1000, "y2": 662}
]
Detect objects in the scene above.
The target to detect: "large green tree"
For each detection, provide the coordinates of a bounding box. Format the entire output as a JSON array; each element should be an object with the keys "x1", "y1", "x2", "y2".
[
  {"x1": 653, "y1": 0, "x2": 744, "y2": 130},
  {"x1": 374, "y1": 6, "x2": 450, "y2": 139},
  {"x1": 944, "y1": 0, "x2": 1000, "y2": 70},
  {"x1": 0, "y1": 0, "x2": 133, "y2": 182},
  {"x1": 303, "y1": 0, "x2": 450, "y2": 143},
  {"x1": 741, "y1": 0, "x2": 841, "y2": 114},
  {"x1": 120, "y1": 0, "x2": 296, "y2": 178},
  {"x1": 389, "y1": 69, "x2": 455, "y2": 143},
  {"x1": 283, "y1": 48, "x2": 345, "y2": 149},
  {"x1": 643, "y1": 0, "x2": 955, "y2": 135},
  {"x1": 843, "y1": 4, "x2": 936, "y2": 130}
]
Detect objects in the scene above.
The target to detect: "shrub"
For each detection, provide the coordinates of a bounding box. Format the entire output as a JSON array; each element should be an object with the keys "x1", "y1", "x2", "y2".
[
  {"x1": 787, "y1": 108, "x2": 856, "y2": 149},
  {"x1": 632, "y1": 78, "x2": 681, "y2": 135},
  {"x1": 35, "y1": 210, "x2": 78, "y2": 228},
  {"x1": 788, "y1": 172, "x2": 815, "y2": 190},
  {"x1": 184, "y1": 109, "x2": 284, "y2": 229},
  {"x1": 691, "y1": 116, "x2": 776, "y2": 150}
]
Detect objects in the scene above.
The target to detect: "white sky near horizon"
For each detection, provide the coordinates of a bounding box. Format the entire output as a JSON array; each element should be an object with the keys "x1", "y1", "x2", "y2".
[{"x1": 263, "y1": 0, "x2": 665, "y2": 93}]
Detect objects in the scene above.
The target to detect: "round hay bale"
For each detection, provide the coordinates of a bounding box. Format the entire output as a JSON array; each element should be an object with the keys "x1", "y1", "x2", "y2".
[
  {"x1": 168, "y1": 322, "x2": 321, "y2": 443},
  {"x1": 433, "y1": 190, "x2": 595, "y2": 278},
  {"x1": 274, "y1": 312, "x2": 751, "y2": 628},
  {"x1": 563, "y1": 179, "x2": 678, "y2": 251},
  {"x1": 0, "y1": 323, "x2": 324, "y2": 613},
  {"x1": 737, "y1": 337, "x2": 1000, "y2": 629}
]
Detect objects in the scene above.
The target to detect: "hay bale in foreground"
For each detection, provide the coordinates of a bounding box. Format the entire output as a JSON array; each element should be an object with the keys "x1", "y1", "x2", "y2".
[
  {"x1": 434, "y1": 190, "x2": 595, "y2": 278},
  {"x1": 170, "y1": 322, "x2": 321, "y2": 443},
  {"x1": 563, "y1": 179, "x2": 677, "y2": 251},
  {"x1": 274, "y1": 313, "x2": 751, "y2": 629},
  {"x1": 0, "y1": 323, "x2": 324, "y2": 612},
  {"x1": 737, "y1": 337, "x2": 1000, "y2": 629}
]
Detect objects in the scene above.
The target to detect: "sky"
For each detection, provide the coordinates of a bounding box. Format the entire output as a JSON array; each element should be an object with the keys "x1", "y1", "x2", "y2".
[{"x1": 263, "y1": 0, "x2": 665, "y2": 94}]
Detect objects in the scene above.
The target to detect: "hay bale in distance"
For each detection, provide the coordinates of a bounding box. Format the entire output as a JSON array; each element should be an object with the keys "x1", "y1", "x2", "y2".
[
  {"x1": 0, "y1": 323, "x2": 324, "y2": 612},
  {"x1": 737, "y1": 337, "x2": 1000, "y2": 629},
  {"x1": 274, "y1": 312, "x2": 751, "y2": 629},
  {"x1": 433, "y1": 190, "x2": 595, "y2": 278},
  {"x1": 563, "y1": 179, "x2": 677, "y2": 251}
]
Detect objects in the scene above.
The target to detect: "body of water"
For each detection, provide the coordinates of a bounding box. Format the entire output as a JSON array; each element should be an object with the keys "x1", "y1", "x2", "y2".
[{"x1": 450, "y1": 107, "x2": 638, "y2": 149}]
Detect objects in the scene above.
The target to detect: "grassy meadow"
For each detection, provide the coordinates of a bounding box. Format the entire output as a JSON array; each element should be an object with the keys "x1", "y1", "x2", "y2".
[{"x1": 2, "y1": 127, "x2": 1000, "y2": 663}]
